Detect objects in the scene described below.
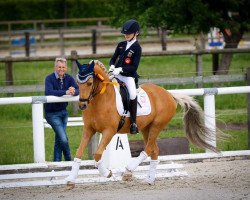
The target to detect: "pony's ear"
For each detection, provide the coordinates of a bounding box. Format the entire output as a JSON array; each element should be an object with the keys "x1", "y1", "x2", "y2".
[
  {"x1": 89, "y1": 60, "x2": 95, "y2": 71},
  {"x1": 75, "y1": 60, "x2": 88, "y2": 72}
]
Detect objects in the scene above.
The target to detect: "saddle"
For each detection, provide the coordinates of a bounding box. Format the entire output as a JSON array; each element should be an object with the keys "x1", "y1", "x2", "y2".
[
  {"x1": 116, "y1": 79, "x2": 130, "y2": 113},
  {"x1": 115, "y1": 78, "x2": 149, "y2": 132},
  {"x1": 115, "y1": 79, "x2": 130, "y2": 131}
]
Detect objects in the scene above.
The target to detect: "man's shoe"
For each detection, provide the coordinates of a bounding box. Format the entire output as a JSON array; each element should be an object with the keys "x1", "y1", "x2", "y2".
[{"x1": 130, "y1": 123, "x2": 139, "y2": 134}]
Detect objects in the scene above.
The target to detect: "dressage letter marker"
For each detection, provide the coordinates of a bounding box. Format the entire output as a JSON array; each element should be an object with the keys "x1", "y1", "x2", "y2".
[
  {"x1": 101, "y1": 134, "x2": 132, "y2": 170},
  {"x1": 116, "y1": 136, "x2": 124, "y2": 150}
]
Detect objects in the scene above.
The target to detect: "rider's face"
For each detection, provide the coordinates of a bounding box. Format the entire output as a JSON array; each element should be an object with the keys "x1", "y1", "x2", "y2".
[{"x1": 124, "y1": 33, "x2": 135, "y2": 41}]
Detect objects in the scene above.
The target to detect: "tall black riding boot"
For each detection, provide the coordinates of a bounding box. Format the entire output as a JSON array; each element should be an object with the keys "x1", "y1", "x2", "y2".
[{"x1": 130, "y1": 97, "x2": 139, "y2": 134}]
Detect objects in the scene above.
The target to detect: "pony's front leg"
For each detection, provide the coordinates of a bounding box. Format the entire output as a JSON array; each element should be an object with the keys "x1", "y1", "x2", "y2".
[
  {"x1": 94, "y1": 131, "x2": 114, "y2": 178},
  {"x1": 65, "y1": 158, "x2": 81, "y2": 188},
  {"x1": 65, "y1": 128, "x2": 94, "y2": 189}
]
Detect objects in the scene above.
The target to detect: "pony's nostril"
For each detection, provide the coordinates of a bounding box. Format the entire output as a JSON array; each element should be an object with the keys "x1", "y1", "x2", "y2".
[{"x1": 79, "y1": 104, "x2": 87, "y2": 110}]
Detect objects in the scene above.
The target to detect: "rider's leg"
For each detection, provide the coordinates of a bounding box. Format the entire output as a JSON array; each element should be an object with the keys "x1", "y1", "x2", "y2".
[
  {"x1": 127, "y1": 77, "x2": 138, "y2": 134},
  {"x1": 129, "y1": 97, "x2": 138, "y2": 134},
  {"x1": 116, "y1": 75, "x2": 138, "y2": 134}
]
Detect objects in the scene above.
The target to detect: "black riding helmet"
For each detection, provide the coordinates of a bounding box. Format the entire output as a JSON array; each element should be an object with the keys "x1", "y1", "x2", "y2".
[{"x1": 121, "y1": 19, "x2": 140, "y2": 35}]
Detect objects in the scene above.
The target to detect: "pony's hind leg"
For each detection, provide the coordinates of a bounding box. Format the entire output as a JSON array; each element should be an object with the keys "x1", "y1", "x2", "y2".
[
  {"x1": 142, "y1": 124, "x2": 163, "y2": 185},
  {"x1": 122, "y1": 126, "x2": 150, "y2": 182}
]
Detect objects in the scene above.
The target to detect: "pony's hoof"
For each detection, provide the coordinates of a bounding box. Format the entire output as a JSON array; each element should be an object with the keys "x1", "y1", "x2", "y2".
[
  {"x1": 141, "y1": 178, "x2": 155, "y2": 185},
  {"x1": 107, "y1": 170, "x2": 112, "y2": 178},
  {"x1": 122, "y1": 171, "x2": 133, "y2": 181},
  {"x1": 66, "y1": 181, "x2": 75, "y2": 190}
]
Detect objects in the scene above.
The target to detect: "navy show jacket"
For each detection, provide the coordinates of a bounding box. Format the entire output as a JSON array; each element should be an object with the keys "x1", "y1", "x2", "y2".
[{"x1": 109, "y1": 41, "x2": 142, "y2": 79}]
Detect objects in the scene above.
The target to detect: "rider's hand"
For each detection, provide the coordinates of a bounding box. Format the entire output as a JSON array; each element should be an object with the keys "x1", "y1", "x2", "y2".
[
  {"x1": 112, "y1": 67, "x2": 123, "y2": 76},
  {"x1": 108, "y1": 65, "x2": 115, "y2": 72}
]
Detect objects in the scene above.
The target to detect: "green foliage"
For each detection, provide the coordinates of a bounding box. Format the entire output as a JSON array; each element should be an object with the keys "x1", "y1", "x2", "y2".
[
  {"x1": 0, "y1": 0, "x2": 113, "y2": 30},
  {"x1": 109, "y1": 0, "x2": 250, "y2": 34}
]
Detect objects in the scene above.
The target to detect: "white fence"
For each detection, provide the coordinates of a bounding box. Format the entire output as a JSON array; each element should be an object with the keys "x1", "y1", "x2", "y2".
[{"x1": 0, "y1": 86, "x2": 249, "y2": 163}]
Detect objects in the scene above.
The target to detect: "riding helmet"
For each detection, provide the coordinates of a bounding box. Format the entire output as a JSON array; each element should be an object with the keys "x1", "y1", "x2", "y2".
[{"x1": 121, "y1": 19, "x2": 140, "y2": 35}]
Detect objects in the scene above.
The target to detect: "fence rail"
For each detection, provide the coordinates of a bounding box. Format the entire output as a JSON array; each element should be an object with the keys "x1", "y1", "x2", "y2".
[
  {"x1": 0, "y1": 74, "x2": 246, "y2": 94},
  {"x1": 0, "y1": 27, "x2": 161, "y2": 49},
  {"x1": 1, "y1": 48, "x2": 249, "y2": 62},
  {"x1": 1, "y1": 48, "x2": 249, "y2": 97},
  {"x1": 0, "y1": 17, "x2": 110, "y2": 31}
]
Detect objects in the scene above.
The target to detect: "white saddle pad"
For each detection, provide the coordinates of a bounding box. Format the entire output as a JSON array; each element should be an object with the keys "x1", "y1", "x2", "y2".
[{"x1": 114, "y1": 86, "x2": 151, "y2": 117}]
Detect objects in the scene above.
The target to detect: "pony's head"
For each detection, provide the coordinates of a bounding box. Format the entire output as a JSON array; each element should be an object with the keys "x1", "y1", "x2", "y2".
[{"x1": 76, "y1": 60, "x2": 109, "y2": 110}]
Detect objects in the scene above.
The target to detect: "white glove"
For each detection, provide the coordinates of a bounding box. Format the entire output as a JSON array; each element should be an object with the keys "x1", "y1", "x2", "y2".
[
  {"x1": 112, "y1": 67, "x2": 123, "y2": 76},
  {"x1": 109, "y1": 65, "x2": 115, "y2": 72}
]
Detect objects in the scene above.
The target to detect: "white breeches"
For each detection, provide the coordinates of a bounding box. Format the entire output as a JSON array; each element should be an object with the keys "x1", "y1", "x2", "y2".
[{"x1": 116, "y1": 74, "x2": 136, "y2": 100}]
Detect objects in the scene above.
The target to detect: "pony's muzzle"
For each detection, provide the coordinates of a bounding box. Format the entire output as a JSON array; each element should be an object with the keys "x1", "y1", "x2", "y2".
[
  {"x1": 79, "y1": 98, "x2": 89, "y2": 110},
  {"x1": 79, "y1": 102, "x2": 88, "y2": 110}
]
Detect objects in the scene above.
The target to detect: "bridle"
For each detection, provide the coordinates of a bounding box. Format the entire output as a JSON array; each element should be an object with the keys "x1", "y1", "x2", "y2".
[
  {"x1": 78, "y1": 74, "x2": 100, "y2": 105},
  {"x1": 77, "y1": 66, "x2": 118, "y2": 110}
]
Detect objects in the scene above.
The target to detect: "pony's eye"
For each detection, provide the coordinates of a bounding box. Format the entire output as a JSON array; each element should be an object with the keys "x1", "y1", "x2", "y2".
[{"x1": 87, "y1": 82, "x2": 92, "y2": 86}]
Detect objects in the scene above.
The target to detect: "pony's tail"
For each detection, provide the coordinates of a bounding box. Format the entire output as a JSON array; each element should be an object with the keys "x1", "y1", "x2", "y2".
[{"x1": 172, "y1": 93, "x2": 218, "y2": 153}]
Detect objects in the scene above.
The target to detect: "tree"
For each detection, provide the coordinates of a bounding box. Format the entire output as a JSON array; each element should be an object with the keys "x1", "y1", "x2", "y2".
[{"x1": 109, "y1": 0, "x2": 250, "y2": 75}]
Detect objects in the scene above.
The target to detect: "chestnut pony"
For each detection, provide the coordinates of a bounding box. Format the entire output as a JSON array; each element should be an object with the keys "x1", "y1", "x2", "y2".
[{"x1": 66, "y1": 60, "x2": 216, "y2": 187}]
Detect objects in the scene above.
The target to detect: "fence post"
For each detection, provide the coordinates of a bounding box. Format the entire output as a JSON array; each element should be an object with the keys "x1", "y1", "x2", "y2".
[
  {"x1": 247, "y1": 67, "x2": 250, "y2": 149},
  {"x1": 5, "y1": 59, "x2": 13, "y2": 97},
  {"x1": 32, "y1": 102, "x2": 45, "y2": 163},
  {"x1": 59, "y1": 29, "x2": 65, "y2": 56},
  {"x1": 203, "y1": 93, "x2": 216, "y2": 152},
  {"x1": 200, "y1": 32, "x2": 206, "y2": 50},
  {"x1": 161, "y1": 28, "x2": 167, "y2": 51},
  {"x1": 8, "y1": 23, "x2": 11, "y2": 56},
  {"x1": 71, "y1": 50, "x2": 79, "y2": 115},
  {"x1": 25, "y1": 32, "x2": 30, "y2": 57},
  {"x1": 40, "y1": 23, "x2": 45, "y2": 44},
  {"x1": 196, "y1": 52, "x2": 203, "y2": 88},
  {"x1": 92, "y1": 29, "x2": 97, "y2": 54},
  {"x1": 212, "y1": 53, "x2": 219, "y2": 75}
]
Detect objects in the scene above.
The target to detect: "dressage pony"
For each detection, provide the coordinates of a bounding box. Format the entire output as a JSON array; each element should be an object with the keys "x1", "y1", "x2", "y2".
[{"x1": 66, "y1": 60, "x2": 217, "y2": 187}]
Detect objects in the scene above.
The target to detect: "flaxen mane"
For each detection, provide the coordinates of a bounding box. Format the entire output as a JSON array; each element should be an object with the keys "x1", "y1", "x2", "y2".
[{"x1": 94, "y1": 60, "x2": 108, "y2": 74}]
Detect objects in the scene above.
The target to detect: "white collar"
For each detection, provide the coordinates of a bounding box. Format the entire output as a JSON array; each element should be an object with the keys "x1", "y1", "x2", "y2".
[
  {"x1": 54, "y1": 72, "x2": 64, "y2": 79},
  {"x1": 126, "y1": 39, "x2": 136, "y2": 50}
]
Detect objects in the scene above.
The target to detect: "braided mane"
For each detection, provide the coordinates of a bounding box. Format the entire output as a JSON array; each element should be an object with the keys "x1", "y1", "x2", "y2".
[{"x1": 94, "y1": 60, "x2": 108, "y2": 75}]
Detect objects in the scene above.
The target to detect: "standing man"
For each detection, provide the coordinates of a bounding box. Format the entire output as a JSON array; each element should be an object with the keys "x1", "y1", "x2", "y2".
[{"x1": 44, "y1": 57, "x2": 79, "y2": 162}]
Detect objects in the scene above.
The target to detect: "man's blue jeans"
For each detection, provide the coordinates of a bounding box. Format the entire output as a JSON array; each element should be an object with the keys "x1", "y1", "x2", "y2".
[{"x1": 45, "y1": 110, "x2": 72, "y2": 161}]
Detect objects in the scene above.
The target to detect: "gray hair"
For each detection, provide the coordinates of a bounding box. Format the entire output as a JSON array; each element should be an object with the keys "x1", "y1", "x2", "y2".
[{"x1": 55, "y1": 57, "x2": 67, "y2": 67}]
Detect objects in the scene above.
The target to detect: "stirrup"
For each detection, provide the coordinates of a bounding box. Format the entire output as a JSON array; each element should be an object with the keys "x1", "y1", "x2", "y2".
[{"x1": 130, "y1": 123, "x2": 138, "y2": 134}]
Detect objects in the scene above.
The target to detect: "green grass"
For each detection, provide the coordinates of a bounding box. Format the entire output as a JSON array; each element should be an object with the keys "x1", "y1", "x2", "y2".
[
  {"x1": 0, "y1": 122, "x2": 88, "y2": 164},
  {"x1": 0, "y1": 53, "x2": 249, "y2": 164}
]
